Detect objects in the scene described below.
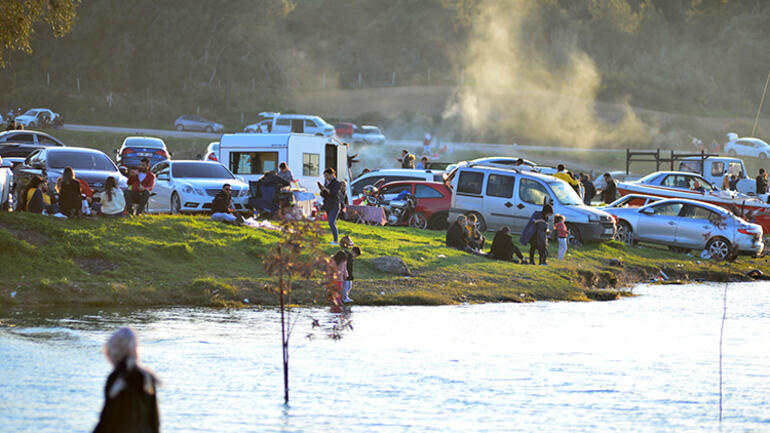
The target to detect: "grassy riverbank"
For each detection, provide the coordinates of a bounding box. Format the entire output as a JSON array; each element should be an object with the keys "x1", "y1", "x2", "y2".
[{"x1": 0, "y1": 212, "x2": 767, "y2": 307}]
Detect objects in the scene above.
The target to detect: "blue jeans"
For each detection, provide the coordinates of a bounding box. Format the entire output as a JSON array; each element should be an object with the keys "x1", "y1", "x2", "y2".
[{"x1": 326, "y1": 207, "x2": 339, "y2": 242}]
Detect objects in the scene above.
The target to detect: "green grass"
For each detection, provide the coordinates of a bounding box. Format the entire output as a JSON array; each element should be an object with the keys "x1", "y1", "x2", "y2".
[{"x1": 1, "y1": 212, "x2": 767, "y2": 307}]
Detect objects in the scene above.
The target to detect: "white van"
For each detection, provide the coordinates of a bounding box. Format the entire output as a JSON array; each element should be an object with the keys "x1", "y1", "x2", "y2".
[
  {"x1": 244, "y1": 112, "x2": 335, "y2": 137},
  {"x1": 218, "y1": 133, "x2": 349, "y2": 196},
  {"x1": 447, "y1": 163, "x2": 615, "y2": 244}
]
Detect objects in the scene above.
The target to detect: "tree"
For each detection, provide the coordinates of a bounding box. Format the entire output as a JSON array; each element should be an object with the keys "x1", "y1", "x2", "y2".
[
  {"x1": 0, "y1": 0, "x2": 81, "y2": 67},
  {"x1": 262, "y1": 218, "x2": 343, "y2": 404}
]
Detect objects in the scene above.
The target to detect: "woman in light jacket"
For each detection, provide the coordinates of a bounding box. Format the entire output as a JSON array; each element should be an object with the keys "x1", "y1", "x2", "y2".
[{"x1": 98, "y1": 176, "x2": 126, "y2": 216}]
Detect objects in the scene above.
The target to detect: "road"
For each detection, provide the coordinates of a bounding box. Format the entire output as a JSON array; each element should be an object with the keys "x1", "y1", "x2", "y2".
[{"x1": 63, "y1": 123, "x2": 222, "y2": 140}]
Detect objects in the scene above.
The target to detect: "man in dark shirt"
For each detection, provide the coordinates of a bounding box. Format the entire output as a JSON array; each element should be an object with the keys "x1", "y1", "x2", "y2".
[
  {"x1": 211, "y1": 184, "x2": 243, "y2": 224},
  {"x1": 600, "y1": 173, "x2": 617, "y2": 204},
  {"x1": 580, "y1": 173, "x2": 596, "y2": 205},
  {"x1": 756, "y1": 168, "x2": 768, "y2": 195},
  {"x1": 489, "y1": 227, "x2": 524, "y2": 262}
]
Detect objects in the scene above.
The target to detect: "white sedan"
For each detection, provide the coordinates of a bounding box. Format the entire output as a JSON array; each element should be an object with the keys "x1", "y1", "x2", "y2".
[
  {"x1": 724, "y1": 133, "x2": 770, "y2": 159},
  {"x1": 15, "y1": 108, "x2": 62, "y2": 128},
  {"x1": 146, "y1": 160, "x2": 249, "y2": 214}
]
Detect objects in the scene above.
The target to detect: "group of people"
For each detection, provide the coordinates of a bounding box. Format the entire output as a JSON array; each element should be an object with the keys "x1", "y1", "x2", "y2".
[
  {"x1": 553, "y1": 164, "x2": 617, "y2": 205},
  {"x1": 446, "y1": 203, "x2": 570, "y2": 266},
  {"x1": 4, "y1": 118, "x2": 25, "y2": 131}
]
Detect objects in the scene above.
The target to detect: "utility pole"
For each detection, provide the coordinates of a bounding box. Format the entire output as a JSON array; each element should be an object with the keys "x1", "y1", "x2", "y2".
[{"x1": 752, "y1": 70, "x2": 770, "y2": 137}]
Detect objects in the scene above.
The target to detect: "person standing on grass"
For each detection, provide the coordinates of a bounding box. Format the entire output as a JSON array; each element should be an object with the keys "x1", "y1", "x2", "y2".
[
  {"x1": 600, "y1": 173, "x2": 617, "y2": 204},
  {"x1": 277, "y1": 162, "x2": 295, "y2": 183},
  {"x1": 580, "y1": 173, "x2": 596, "y2": 205},
  {"x1": 520, "y1": 203, "x2": 553, "y2": 265},
  {"x1": 342, "y1": 246, "x2": 361, "y2": 303},
  {"x1": 756, "y1": 168, "x2": 767, "y2": 195},
  {"x1": 318, "y1": 168, "x2": 342, "y2": 245},
  {"x1": 93, "y1": 327, "x2": 160, "y2": 433},
  {"x1": 554, "y1": 214, "x2": 568, "y2": 260},
  {"x1": 124, "y1": 158, "x2": 155, "y2": 215},
  {"x1": 398, "y1": 150, "x2": 416, "y2": 169},
  {"x1": 331, "y1": 250, "x2": 348, "y2": 306},
  {"x1": 416, "y1": 156, "x2": 429, "y2": 169}
]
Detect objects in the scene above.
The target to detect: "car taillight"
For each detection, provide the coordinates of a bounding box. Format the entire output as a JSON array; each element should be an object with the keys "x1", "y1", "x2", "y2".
[
  {"x1": 207, "y1": 153, "x2": 218, "y2": 161},
  {"x1": 155, "y1": 150, "x2": 168, "y2": 158},
  {"x1": 122, "y1": 148, "x2": 134, "y2": 155},
  {"x1": 738, "y1": 228, "x2": 760, "y2": 236}
]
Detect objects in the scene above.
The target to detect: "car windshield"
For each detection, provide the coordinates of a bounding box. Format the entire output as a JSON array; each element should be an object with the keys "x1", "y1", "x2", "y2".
[
  {"x1": 22, "y1": 110, "x2": 39, "y2": 116},
  {"x1": 312, "y1": 116, "x2": 329, "y2": 127},
  {"x1": 49, "y1": 151, "x2": 116, "y2": 170},
  {"x1": 363, "y1": 127, "x2": 380, "y2": 134},
  {"x1": 549, "y1": 181, "x2": 583, "y2": 205},
  {"x1": 172, "y1": 162, "x2": 234, "y2": 179}
]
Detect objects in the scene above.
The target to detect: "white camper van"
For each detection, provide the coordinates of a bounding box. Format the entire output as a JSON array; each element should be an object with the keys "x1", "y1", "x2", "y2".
[{"x1": 218, "y1": 133, "x2": 349, "y2": 196}]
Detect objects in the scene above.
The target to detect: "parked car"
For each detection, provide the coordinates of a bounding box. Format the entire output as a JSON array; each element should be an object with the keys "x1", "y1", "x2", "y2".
[
  {"x1": 174, "y1": 115, "x2": 224, "y2": 133},
  {"x1": 350, "y1": 169, "x2": 443, "y2": 200},
  {"x1": 244, "y1": 119, "x2": 272, "y2": 133},
  {"x1": 0, "y1": 130, "x2": 65, "y2": 147},
  {"x1": 244, "y1": 112, "x2": 335, "y2": 137},
  {"x1": 0, "y1": 158, "x2": 11, "y2": 211},
  {"x1": 352, "y1": 125, "x2": 386, "y2": 145},
  {"x1": 677, "y1": 156, "x2": 754, "y2": 194},
  {"x1": 359, "y1": 180, "x2": 452, "y2": 229},
  {"x1": 604, "y1": 198, "x2": 763, "y2": 259},
  {"x1": 14, "y1": 108, "x2": 62, "y2": 128},
  {"x1": 334, "y1": 122, "x2": 356, "y2": 138},
  {"x1": 446, "y1": 163, "x2": 615, "y2": 244},
  {"x1": 115, "y1": 136, "x2": 170, "y2": 173},
  {"x1": 13, "y1": 147, "x2": 127, "y2": 209},
  {"x1": 198, "y1": 141, "x2": 220, "y2": 162},
  {"x1": 596, "y1": 194, "x2": 662, "y2": 210},
  {"x1": 145, "y1": 160, "x2": 249, "y2": 214},
  {"x1": 445, "y1": 157, "x2": 555, "y2": 176},
  {"x1": 724, "y1": 133, "x2": 770, "y2": 159},
  {"x1": 593, "y1": 170, "x2": 637, "y2": 192}
]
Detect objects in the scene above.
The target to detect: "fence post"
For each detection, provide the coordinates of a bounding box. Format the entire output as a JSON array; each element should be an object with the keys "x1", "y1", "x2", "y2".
[
  {"x1": 77, "y1": 78, "x2": 80, "y2": 93},
  {"x1": 392, "y1": 71, "x2": 395, "y2": 87},
  {"x1": 241, "y1": 112, "x2": 244, "y2": 124},
  {"x1": 47, "y1": 72, "x2": 50, "y2": 86},
  {"x1": 427, "y1": 68, "x2": 431, "y2": 84},
  {"x1": 108, "y1": 92, "x2": 113, "y2": 109},
  {"x1": 322, "y1": 72, "x2": 326, "y2": 89},
  {"x1": 197, "y1": 106, "x2": 200, "y2": 115},
  {"x1": 357, "y1": 72, "x2": 362, "y2": 89},
  {"x1": 252, "y1": 78, "x2": 255, "y2": 91}
]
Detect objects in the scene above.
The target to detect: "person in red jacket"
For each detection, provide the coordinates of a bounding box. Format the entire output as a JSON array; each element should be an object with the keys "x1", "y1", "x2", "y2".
[{"x1": 124, "y1": 158, "x2": 155, "y2": 215}]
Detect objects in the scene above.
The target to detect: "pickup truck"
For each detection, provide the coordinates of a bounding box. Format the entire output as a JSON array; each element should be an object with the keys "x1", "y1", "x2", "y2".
[{"x1": 677, "y1": 156, "x2": 755, "y2": 194}]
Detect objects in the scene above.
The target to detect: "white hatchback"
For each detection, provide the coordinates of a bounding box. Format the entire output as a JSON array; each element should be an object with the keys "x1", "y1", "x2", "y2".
[{"x1": 724, "y1": 133, "x2": 770, "y2": 159}]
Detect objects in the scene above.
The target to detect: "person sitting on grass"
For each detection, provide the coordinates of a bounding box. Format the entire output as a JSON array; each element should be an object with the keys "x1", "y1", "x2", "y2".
[
  {"x1": 210, "y1": 184, "x2": 244, "y2": 225},
  {"x1": 446, "y1": 215, "x2": 475, "y2": 254},
  {"x1": 520, "y1": 204, "x2": 553, "y2": 265},
  {"x1": 554, "y1": 214, "x2": 568, "y2": 260},
  {"x1": 97, "y1": 176, "x2": 126, "y2": 217},
  {"x1": 466, "y1": 214, "x2": 485, "y2": 252},
  {"x1": 489, "y1": 226, "x2": 525, "y2": 263},
  {"x1": 57, "y1": 167, "x2": 83, "y2": 218},
  {"x1": 342, "y1": 246, "x2": 361, "y2": 303},
  {"x1": 25, "y1": 176, "x2": 57, "y2": 214}
]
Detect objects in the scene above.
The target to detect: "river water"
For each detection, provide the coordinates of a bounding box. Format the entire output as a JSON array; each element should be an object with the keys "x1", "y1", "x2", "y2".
[{"x1": 1, "y1": 282, "x2": 769, "y2": 433}]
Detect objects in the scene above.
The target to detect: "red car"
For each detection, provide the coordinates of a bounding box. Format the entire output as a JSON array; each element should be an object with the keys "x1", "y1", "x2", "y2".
[
  {"x1": 364, "y1": 181, "x2": 452, "y2": 229},
  {"x1": 334, "y1": 122, "x2": 356, "y2": 138}
]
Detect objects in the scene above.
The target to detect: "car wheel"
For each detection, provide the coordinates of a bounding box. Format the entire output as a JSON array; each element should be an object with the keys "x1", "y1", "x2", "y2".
[
  {"x1": 176, "y1": 125, "x2": 184, "y2": 131},
  {"x1": 615, "y1": 221, "x2": 633, "y2": 245},
  {"x1": 760, "y1": 153, "x2": 767, "y2": 160},
  {"x1": 727, "y1": 149, "x2": 736, "y2": 156},
  {"x1": 205, "y1": 126, "x2": 213, "y2": 133},
  {"x1": 170, "y1": 192, "x2": 181, "y2": 215},
  {"x1": 465, "y1": 211, "x2": 487, "y2": 232},
  {"x1": 706, "y1": 236, "x2": 731, "y2": 260},
  {"x1": 428, "y1": 212, "x2": 449, "y2": 230},
  {"x1": 566, "y1": 223, "x2": 582, "y2": 246},
  {"x1": 408, "y1": 212, "x2": 428, "y2": 230}
]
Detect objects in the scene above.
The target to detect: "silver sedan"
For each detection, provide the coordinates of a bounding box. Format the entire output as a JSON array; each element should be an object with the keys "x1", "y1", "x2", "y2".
[{"x1": 604, "y1": 198, "x2": 764, "y2": 259}]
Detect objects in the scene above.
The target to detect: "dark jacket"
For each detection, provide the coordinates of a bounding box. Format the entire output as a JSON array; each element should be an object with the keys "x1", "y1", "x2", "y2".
[
  {"x1": 581, "y1": 179, "x2": 596, "y2": 205},
  {"x1": 211, "y1": 190, "x2": 232, "y2": 213},
  {"x1": 446, "y1": 221, "x2": 469, "y2": 248},
  {"x1": 757, "y1": 175, "x2": 767, "y2": 194},
  {"x1": 59, "y1": 180, "x2": 82, "y2": 216},
  {"x1": 321, "y1": 178, "x2": 341, "y2": 212},
  {"x1": 520, "y1": 211, "x2": 545, "y2": 245},
  {"x1": 534, "y1": 220, "x2": 548, "y2": 249},
  {"x1": 344, "y1": 251, "x2": 355, "y2": 281},
  {"x1": 93, "y1": 359, "x2": 159, "y2": 433},
  {"x1": 600, "y1": 179, "x2": 617, "y2": 204},
  {"x1": 27, "y1": 189, "x2": 47, "y2": 213},
  {"x1": 490, "y1": 230, "x2": 523, "y2": 261}
]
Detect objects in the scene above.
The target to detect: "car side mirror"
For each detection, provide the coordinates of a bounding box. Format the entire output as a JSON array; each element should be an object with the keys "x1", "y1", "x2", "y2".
[{"x1": 157, "y1": 173, "x2": 170, "y2": 181}]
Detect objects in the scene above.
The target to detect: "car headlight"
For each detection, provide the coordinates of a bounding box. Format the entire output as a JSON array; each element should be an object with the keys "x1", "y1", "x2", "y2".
[{"x1": 182, "y1": 185, "x2": 204, "y2": 195}]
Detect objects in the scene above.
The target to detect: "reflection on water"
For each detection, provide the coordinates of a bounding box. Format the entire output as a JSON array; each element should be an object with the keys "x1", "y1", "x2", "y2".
[{"x1": 1, "y1": 282, "x2": 769, "y2": 433}]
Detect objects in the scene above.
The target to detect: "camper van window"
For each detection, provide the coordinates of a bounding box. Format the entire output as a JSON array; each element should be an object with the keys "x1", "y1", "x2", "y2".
[
  {"x1": 728, "y1": 162, "x2": 743, "y2": 177},
  {"x1": 303, "y1": 153, "x2": 320, "y2": 176},
  {"x1": 229, "y1": 151, "x2": 278, "y2": 175},
  {"x1": 457, "y1": 171, "x2": 484, "y2": 195},
  {"x1": 711, "y1": 161, "x2": 724, "y2": 177},
  {"x1": 276, "y1": 119, "x2": 291, "y2": 126},
  {"x1": 305, "y1": 119, "x2": 318, "y2": 128},
  {"x1": 519, "y1": 179, "x2": 549, "y2": 205},
  {"x1": 486, "y1": 174, "x2": 515, "y2": 198}
]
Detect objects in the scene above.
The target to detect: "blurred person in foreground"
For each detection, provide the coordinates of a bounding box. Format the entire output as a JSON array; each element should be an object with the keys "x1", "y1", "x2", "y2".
[{"x1": 93, "y1": 327, "x2": 160, "y2": 433}]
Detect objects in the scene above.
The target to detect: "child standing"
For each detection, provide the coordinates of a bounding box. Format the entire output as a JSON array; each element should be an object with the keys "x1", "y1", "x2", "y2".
[
  {"x1": 554, "y1": 214, "x2": 568, "y2": 260},
  {"x1": 342, "y1": 246, "x2": 362, "y2": 303},
  {"x1": 534, "y1": 219, "x2": 549, "y2": 265}
]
